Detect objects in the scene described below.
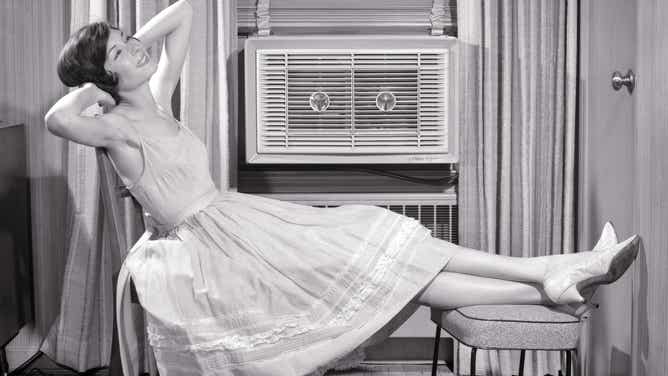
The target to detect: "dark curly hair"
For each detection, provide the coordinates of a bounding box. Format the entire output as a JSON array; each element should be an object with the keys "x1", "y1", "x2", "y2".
[{"x1": 57, "y1": 22, "x2": 121, "y2": 104}]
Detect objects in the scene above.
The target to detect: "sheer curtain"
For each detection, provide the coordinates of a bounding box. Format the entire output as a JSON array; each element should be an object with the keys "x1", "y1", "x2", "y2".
[
  {"x1": 40, "y1": 0, "x2": 236, "y2": 372},
  {"x1": 180, "y1": 0, "x2": 237, "y2": 191},
  {"x1": 456, "y1": 1, "x2": 578, "y2": 375}
]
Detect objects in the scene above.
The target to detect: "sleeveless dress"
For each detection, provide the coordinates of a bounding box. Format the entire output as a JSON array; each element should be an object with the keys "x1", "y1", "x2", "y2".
[{"x1": 114, "y1": 119, "x2": 457, "y2": 376}]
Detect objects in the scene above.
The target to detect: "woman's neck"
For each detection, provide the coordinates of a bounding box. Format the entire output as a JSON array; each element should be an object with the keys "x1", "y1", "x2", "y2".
[{"x1": 117, "y1": 83, "x2": 158, "y2": 112}]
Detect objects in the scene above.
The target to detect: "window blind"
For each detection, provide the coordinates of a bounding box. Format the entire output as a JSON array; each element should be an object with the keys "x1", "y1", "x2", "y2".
[{"x1": 237, "y1": 0, "x2": 457, "y2": 35}]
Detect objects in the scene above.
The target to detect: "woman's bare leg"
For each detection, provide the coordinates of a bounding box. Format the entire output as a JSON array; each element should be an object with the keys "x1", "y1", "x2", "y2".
[
  {"x1": 415, "y1": 271, "x2": 551, "y2": 310},
  {"x1": 430, "y1": 237, "x2": 592, "y2": 284}
]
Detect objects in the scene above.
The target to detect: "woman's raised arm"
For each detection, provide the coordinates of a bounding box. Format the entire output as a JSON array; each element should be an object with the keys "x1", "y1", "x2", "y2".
[
  {"x1": 44, "y1": 83, "x2": 127, "y2": 148},
  {"x1": 134, "y1": 0, "x2": 193, "y2": 113}
]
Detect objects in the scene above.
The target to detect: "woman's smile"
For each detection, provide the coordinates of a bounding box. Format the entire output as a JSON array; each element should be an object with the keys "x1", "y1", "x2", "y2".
[{"x1": 136, "y1": 51, "x2": 150, "y2": 67}]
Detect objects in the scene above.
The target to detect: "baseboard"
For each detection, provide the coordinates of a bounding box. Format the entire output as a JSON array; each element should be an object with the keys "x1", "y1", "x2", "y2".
[{"x1": 364, "y1": 337, "x2": 453, "y2": 365}]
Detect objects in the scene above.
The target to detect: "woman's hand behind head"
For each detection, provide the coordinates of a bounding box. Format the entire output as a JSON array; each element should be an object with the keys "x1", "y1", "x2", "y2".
[
  {"x1": 73, "y1": 83, "x2": 116, "y2": 114},
  {"x1": 81, "y1": 83, "x2": 117, "y2": 113}
]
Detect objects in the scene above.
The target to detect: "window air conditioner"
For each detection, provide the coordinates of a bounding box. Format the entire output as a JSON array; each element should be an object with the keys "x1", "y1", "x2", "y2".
[{"x1": 244, "y1": 36, "x2": 459, "y2": 164}]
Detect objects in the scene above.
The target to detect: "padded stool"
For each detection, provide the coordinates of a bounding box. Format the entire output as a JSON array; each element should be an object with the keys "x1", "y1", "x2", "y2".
[{"x1": 430, "y1": 305, "x2": 590, "y2": 376}]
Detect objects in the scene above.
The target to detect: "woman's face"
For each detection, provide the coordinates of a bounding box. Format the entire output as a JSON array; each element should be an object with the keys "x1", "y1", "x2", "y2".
[{"x1": 104, "y1": 29, "x2": 156, "y2": 91}]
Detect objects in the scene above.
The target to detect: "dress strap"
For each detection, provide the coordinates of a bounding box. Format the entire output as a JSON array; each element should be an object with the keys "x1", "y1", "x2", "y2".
[
  {"x1": 156, "y1": 105, "x2": 185, "y2": 130},
  {"x1": 109, "y1": 123, "x2": 150, "y2": 190}
]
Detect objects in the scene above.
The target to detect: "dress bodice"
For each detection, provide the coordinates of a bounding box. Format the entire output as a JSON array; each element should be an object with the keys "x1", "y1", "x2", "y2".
[{"x1": 117, "y1": 121, "x2": 218, "y2": 232}]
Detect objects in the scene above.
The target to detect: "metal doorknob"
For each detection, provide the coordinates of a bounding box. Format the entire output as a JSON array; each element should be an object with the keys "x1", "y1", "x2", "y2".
[{"x1": 612, "y1": 70, "x2": 635, "y2": 94}]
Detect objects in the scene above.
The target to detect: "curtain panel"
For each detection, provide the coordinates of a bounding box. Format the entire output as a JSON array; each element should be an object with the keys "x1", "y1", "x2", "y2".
[
  {"x1": 40, "y1": 2, "x2": 117, "y2": 371},
  {"x1": 1, "y1": 0, "x2": 70, "y2": 370},
  {"x1": 39, "y1": 0, "x2": 236, "y2": 372},
  {"x1": 457, "y1": 0, "x2": 578, "y2": 375}
]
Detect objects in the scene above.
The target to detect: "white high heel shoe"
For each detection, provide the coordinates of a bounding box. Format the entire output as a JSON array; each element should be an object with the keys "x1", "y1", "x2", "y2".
[
  {"x1": 555, "y1": 222, "x2": 619, "y2": 314},
  {"x1": 593, "y1": 221, "x2": 618, "y2": 252},
  {"x1": 543, "y1": 230, "x2": 640, "y2": 305}
]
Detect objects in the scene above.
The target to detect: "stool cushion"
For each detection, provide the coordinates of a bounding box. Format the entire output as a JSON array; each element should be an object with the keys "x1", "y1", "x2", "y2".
[{"x1": 431, "y1": 305, "x2": 582, "y2": 350}]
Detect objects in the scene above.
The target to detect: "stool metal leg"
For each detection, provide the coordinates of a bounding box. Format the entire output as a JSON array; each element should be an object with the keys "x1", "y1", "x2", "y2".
[
  {"x1": 566, "y1": 350, "x2": 572, "y2": 376},
  {"x1": 518, "y1": 349, "x2": 525, "y2": 376},
  {"x1": 1, "y1": 346, "x2": 8, "y2": 376},
  {"x1": 431, "y1": 325, "x2": 441, "y2": 376},
  {"x1": 470, "y1": 347, "x2": 477, "y2": 376}
]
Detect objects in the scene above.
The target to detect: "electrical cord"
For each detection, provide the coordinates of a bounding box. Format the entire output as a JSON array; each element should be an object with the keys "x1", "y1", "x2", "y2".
[
  {"x1": 243, "y1": 164, "x2": 460, "y2": 186},
  {"x1": 328, "y1": 166, "x2": 458, "y2": 186}
]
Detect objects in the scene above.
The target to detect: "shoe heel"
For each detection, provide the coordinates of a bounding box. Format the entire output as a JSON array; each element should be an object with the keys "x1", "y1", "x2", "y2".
[
  {"x1": 574, "y1": 301, "x2": 599, "y2": 316},
  {"x1": 605, "y1": 235, "x2": 640, "y2": 283}
]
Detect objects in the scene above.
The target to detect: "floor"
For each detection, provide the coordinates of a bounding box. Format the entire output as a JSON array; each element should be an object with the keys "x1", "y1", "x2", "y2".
[
  {"x1": 326, "y1": 361, "x2": 454, "y2": 375},
  {"x1": 10, "y1": 353, "x2": 108, "y2": 375},
  {"x1": 11, "y1": 354, "x2": 455, "y2": 376}
]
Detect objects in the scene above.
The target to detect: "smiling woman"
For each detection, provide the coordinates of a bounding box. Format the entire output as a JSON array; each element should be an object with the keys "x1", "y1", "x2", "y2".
[{"x1": 56, "y1": 24, "x2": 157, "y2": 107}]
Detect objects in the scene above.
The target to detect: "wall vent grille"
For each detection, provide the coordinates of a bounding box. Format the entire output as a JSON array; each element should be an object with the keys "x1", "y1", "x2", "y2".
[
  {"x1": 259, "y1": 193, "x2": 458, "y2": 242},
  {"x1": 311, "y1": 203, "x2": 457, "y2": 243}
]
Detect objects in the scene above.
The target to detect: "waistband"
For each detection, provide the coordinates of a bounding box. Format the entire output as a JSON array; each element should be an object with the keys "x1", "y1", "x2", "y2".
[{"x1": 150, "y1": 188, "x2": 219, "y2": 235}]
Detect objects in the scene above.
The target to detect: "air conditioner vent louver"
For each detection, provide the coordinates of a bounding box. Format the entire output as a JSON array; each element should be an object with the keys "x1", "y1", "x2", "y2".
[
  {"x1": 259, "y1": 51, "x2": 447, "y2": 149},
  {"x1": 246, "y1": 36, "x2": 458, "y2": 164}
]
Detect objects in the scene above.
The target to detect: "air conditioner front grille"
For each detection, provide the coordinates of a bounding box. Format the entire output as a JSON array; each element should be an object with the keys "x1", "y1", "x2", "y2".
[{"x1": 258, "y1": 49, "x2": 449, "y2": 152}]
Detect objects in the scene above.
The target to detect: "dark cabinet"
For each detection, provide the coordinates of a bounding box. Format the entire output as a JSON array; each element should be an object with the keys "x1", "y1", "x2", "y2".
[{"x1": 0, "y1": 122, "x2": 33, "y2": 362}]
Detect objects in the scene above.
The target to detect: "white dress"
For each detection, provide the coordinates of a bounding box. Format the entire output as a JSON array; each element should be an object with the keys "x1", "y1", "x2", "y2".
[{"x1": 115, "y1": 120, "x2": 457, "y2": 375}]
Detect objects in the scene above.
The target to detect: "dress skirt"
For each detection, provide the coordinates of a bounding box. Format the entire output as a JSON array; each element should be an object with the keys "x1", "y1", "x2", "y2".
[{"x1": 117, "y1": 191, "x2": 457, "y2": 375}]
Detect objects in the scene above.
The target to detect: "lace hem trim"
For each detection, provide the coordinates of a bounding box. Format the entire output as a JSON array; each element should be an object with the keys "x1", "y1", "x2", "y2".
[
  {"x1": 148, "y1": 317, "x2": 315, "y2": 351},
  {"x1": 148, "y1": 217, "x2": 423, "y2": 352},
  {"x1": 326, "y1": 218, "x2": 420, "y2": 326}
]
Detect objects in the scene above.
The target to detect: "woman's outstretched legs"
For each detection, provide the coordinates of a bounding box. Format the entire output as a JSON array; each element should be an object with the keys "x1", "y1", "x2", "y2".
[
  {"x1": 431, "y1": 237, "x2": 592, "y2": 284},
  {"x1": 418, "y1": 222, "x2": 639, "y2": 306},
  {"x1": 415, "y1": 271, "x2": 551, "y2": 310}
]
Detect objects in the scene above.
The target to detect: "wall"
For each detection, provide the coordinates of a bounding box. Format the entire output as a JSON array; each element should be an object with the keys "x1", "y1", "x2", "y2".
[
  {"x1": 579, "y1": 0, "x2": 668, "y2": 375},
  {"x1": 578, "y1": 1, "x2": 637, "y2": 375},
  {"x1": 0, "y1": 0, "x2": 70, "y2": 368},
  {"x1": 633, "y1": 1, "x2": 668, "y2": 374}
]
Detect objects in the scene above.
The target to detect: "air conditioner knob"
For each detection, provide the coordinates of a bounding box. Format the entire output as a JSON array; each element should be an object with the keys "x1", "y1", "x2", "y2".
[
  {"x1": 309, "y1": 91, "x2": 330, "y2": 112},
  {"x1": 376, "y1": 91, "x2": 396, "y2": 112}
]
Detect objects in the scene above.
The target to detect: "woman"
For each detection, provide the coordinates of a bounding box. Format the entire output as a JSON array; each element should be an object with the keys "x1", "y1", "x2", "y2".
[{"x1": 45, "y1": 1, "x2": 640, "y2": 375}]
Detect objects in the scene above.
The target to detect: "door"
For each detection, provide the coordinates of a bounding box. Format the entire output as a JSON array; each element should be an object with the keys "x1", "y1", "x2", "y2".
[{"x1": 578, "y1": 0, "x2": 637, "y2": 375}]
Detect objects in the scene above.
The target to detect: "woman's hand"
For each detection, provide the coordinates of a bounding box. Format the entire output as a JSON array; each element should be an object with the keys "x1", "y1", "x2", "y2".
[
  {"x1": 81, "y1": 83, "x2": 117, "y2": 113},
  {"x1": 77, "y1": 83, "x2": 116, "y2": 113}
]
